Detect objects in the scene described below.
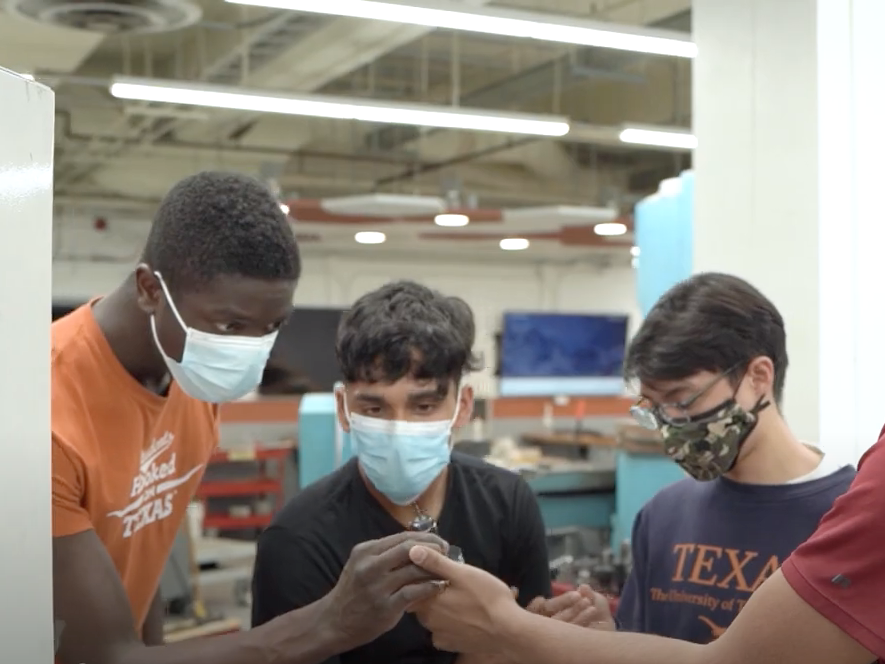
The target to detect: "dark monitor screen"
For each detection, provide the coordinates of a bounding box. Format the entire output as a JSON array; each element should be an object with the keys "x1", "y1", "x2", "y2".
[
  {"x1": 261, "y1": 307, "x2": 345, "y2": 394},
  {"x1": 52, "y1": 302, "x2": 83, "y2": 321},
  {"x1": 499, "y1": 312, "x2": 628, "y2": 378}
]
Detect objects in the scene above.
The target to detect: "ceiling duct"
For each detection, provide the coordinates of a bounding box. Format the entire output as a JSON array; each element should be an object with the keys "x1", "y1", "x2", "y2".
[{"x1": 6, "y1": 0, "x2": 201, "y2": 33}]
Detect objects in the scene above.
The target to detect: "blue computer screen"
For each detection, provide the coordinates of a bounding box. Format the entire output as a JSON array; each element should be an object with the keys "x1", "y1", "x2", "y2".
[{"x1": 499, "y1": 312, "x2": 628, "y2": 378}]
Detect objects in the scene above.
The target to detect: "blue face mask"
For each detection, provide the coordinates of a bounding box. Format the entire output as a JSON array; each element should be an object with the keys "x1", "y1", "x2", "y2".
[
  {"x1": 344, "y1": 393, "x2": 462, "y2": 506},
  {"x1": 150, "y1": 272, "x2": 278, "y2": 403}
]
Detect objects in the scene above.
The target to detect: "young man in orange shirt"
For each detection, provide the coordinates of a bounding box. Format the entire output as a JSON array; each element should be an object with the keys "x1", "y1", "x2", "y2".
[{"x1": 52, "y1": 172, "x2": 446, "y2": 664}]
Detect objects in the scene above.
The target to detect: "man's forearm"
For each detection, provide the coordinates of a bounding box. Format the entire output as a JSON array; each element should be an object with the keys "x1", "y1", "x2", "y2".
[
  {"x1": 497, "y1": 607, "x2": 707, "y2": 664},
  {"x1": 67, "y1": 598, "x2": 342, "y2": 664},
  {"x1": 133, "y1": 604, "x2": 338, "y2": 664},
  {"x1": 456, "y1": 653, "x2": 512, "y2": 664},
  {"x1": 142, "y1": 590, "x2": 165, "y2": 646}
]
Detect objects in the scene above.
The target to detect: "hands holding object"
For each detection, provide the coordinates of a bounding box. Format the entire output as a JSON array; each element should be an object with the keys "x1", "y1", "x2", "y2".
[
  {"x1": 317, "y1": 531, "x2": 452, "y2": 650},
  {"x1": 407, "y1": 545, "x2": 621, "y2": 655},
  {"x1": 407, "y1": 544, "x2": 524, "y2": 653}
]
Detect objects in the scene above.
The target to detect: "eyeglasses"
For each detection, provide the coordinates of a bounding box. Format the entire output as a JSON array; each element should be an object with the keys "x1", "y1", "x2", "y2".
[{"x1": 630, "y1": 366, "x2": 740, "y2": 430}]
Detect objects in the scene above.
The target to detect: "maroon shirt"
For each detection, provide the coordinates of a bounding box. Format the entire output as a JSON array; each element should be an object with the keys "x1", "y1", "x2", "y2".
[{"x1": 782, "y1": 425, "x2": 885, "y2": 659}]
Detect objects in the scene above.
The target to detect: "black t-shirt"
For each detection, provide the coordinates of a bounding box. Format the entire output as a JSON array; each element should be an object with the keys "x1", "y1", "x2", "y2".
[{"x1": 251, "y1": 451, "x2": 552, "y2": 664}]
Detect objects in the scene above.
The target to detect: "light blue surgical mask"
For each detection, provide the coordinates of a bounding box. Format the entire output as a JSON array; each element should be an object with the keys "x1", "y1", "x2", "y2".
[
  {"x1": 343, "y1": 392, "x2": 462, "y2": 506},
  {"x1": 150, "y1": 272, "x2": 278, "y2": 403}
]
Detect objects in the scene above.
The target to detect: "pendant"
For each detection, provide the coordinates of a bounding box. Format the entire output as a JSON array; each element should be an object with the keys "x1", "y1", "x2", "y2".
[{"x1": 408, "y1": 513, "x2": 436, "y2": 533}]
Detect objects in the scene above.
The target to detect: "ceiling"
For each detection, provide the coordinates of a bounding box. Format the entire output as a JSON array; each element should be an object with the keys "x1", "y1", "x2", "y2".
[{"x1": 3, "y1": 0, "x2": 693, "y2": 261}]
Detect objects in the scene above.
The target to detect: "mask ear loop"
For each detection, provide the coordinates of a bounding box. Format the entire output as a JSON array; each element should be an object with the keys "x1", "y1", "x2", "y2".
[
  {"x1": 334, "y1": 382, "x2": 353, "y2": 426},
  {"x1": 446, "y1": 384, "x2": 466, "y2": 450},
  {"x1": 733, "y1": 368, "x2": 772, "y2": 417},
  {"x1": 153, "y1": 271, "x2": 189, "y2": 334},
  {"x1": 750, "y1": 394, "x2": 771, "y2": 416},
  {"x1": 449, "y1": 386, "x2": 463, "y2": 427}
]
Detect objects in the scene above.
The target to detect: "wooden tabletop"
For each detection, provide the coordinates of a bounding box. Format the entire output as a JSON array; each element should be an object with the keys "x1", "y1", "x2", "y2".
[
  {"x1": 522, "y1": 431, "x2": 617, "y2": 448},
  {"x1": 164, "y1": 617, "x2": 242, "y2": 642}
]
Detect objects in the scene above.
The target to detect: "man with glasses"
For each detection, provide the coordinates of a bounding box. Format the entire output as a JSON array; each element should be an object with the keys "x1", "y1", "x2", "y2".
[
  {"x1": 589, "y1": 273, "x2": 854, "y2": 641},
  {"x1": 252, "y1": 281, "x2": 596, "y2": 663}
]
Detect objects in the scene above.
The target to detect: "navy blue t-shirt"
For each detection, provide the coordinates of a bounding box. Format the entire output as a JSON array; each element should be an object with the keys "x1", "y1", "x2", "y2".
[{"x1": 616, "y1": 465, "x2": 856, "y2": 643}]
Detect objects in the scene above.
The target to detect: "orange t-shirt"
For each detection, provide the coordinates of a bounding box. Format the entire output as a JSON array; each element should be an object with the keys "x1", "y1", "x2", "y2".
[{"x1": 51, "y1": 303, "x2": 219, "y2": 629}]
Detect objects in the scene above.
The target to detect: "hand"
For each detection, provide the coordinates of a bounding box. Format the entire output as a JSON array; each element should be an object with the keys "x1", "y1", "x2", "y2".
[
  {"x1": 322, "y1": 531, "x2": 450, "y2": 650},
  {"x1": 407, "y1": 544, "x2": 521, "y2": 654},
  {"x1": 527, "y1": 585, "x2": 616, "y2": 630},
  {"x1": 577, "y1": 586, "x2": 617, "y2": 631}
]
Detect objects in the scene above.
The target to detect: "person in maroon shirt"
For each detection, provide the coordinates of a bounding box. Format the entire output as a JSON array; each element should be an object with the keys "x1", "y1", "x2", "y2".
[{"x1": 402, "y1": 424, "x2": 885, "y2": 664}]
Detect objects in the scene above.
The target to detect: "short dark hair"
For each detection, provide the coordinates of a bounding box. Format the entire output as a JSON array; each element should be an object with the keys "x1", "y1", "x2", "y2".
[
  {"x1": 141, "y1": 171, "x2": 300, "y2": 291},
  {"x1": 336, "y1": 280, "x2": 481, "y2": 389},
  {"x1": 445, "y1": 296, "x2": 476, "y2": 351},
  {"x1": 623, "y1": 272, "x2": 788, "y2": 404}
]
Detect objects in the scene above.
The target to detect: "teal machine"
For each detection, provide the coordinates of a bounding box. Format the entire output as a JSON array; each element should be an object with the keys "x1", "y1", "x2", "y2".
[
  {"x1": 609, "y1": 169, "x2": 696, "y2": 546},
  {"x1": 298, "y1": 393, "x2": 353, "y2": 488},
  {"x1": 524, "y1": 464, "x2": 615, "y2": 532}
]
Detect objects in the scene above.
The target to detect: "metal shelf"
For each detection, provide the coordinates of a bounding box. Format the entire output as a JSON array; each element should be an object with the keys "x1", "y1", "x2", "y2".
[
  {"x1": 203, "y1": 514, "x2": 273, "y2": 529},
  {"x1": 196, "y1": 479, "x2": 283, "y2": 498}
]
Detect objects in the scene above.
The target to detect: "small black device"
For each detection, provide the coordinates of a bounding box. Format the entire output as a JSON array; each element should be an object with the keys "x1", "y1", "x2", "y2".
[
  {"x1": 447, "y1": 545, "x2": 464, "y2": 564},
  {"x1": 407, "y1": 505, "x2": 464, "y2": 564}
]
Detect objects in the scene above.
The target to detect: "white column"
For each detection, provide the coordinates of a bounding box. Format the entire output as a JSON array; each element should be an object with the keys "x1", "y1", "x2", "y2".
[
  {"x1": 0, "y1": 68, "x2": 55, "y2": 659},
  {"x1": 692, "y1": 0, "x2": 885, "y2": 464}
]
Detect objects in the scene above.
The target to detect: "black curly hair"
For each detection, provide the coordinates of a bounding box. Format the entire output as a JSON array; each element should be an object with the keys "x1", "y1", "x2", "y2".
[
  {"x1": 336, "y1": 280, "x2": 481, "y2": 392},
  {"x1": 141, "y1": 171, "x2": 300, "y2": 292}
]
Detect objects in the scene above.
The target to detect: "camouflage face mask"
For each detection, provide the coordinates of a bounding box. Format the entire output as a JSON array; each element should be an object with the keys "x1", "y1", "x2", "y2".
[{"x1": 660, "y1": 398, "x2": 768, "y2": 481}]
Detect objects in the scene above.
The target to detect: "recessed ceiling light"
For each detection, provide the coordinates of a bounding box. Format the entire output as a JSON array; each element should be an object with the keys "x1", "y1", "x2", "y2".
[
  {"x1": 434, "y1": 213, "x2": 469, "y2": 227},
  {"x1": 280, "y1": 203, "x2": 290, "y2": 215},
  {"x1": 594, "y1": 222, "x2": 627, "y2": 236},
  {"x1": 355, "y1": 231, "x2": 386, "y2": 244},
  {"x1": 630, "y1": 246, "x2": 640, "y2": 257},
  {"x1": 499, "y1": 237, "x2": 529, "y2": 251}
]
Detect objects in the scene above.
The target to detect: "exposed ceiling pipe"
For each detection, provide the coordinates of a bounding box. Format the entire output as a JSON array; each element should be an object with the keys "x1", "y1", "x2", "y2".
[
  {"x1": 363, "y1": 9, "x2": 690, "y2": 152},
  {"x1": 54, "y1": 12, "x2": 324, "y2": 189},
  {"x1": 374, "y1": 136, "x2": 536, "y2": 186}
]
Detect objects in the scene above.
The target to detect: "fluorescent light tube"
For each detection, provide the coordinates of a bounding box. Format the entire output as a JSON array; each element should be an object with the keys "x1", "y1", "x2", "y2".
[
  {"x1": 619, "y1": 127, "x2": 697, "y2": 150},
  {"x1": 226, "y1": 0, "x2": 697, "y2": 59},
  {"x1": 109, "y1": 77, "x2": 571, "y2": 137}
]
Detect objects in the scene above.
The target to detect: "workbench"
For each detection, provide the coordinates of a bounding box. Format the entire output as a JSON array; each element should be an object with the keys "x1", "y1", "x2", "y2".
[
  {"x1": 518, "y1": 431, "x2": 617, "y2": 533},
  {"x1": 194, "y1": 537, "x2": 256, "y2": 606},
  {"x1": 522, "y1": 460, "x2": 616, "y2": 531},
  {"x1": 164, "y1": 617, "x2": 242, "y2": 642}
]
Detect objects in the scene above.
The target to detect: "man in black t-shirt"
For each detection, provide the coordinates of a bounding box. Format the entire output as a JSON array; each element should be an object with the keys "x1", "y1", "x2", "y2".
[{"x1": 252, "y1": 280, "x2": 590, "y2": 663}]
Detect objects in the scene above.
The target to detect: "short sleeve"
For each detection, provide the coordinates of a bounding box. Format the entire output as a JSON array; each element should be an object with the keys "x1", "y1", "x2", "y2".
[
  {"x1": 615, "y1": 507, "x2": 649, "y2": 631},
  {"x1": 52, "y1": 436, "x2": 94, "y2": 537},
  {"x1": 501, "y1": 478, "x2": 552, "y2": 606},
  {"x1": 781, "y1": 431, "x2": 885, "y2": 659}
]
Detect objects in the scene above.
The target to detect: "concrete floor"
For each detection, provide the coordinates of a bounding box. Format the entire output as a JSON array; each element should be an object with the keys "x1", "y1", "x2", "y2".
[{"x1": 200, "y1": 578, "x2": 252, "y2": 629}]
